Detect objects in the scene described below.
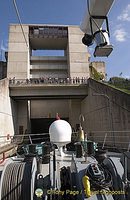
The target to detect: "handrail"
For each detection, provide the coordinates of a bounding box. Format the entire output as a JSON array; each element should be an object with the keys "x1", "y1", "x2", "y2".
[{"x1": 9, "y1": 78, "x2": 88, "y2": 85}]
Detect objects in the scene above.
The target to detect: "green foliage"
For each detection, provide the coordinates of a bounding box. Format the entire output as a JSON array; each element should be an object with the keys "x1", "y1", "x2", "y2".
[
  {"x1": 106, "y1": 83, "x2": 130, "y2": 94},
  {"x1": 90, "y1": 66, "x2": 104, "y2": 81},
  {"x1": 121, "y1": 89, "x2": 130, "y2": 94},
  {"x1": 108, "y1": 76, "x2": 130, "y2": 94},
  {"x1": 109, "y1": 77, "x2": 126, "y2": 81}
]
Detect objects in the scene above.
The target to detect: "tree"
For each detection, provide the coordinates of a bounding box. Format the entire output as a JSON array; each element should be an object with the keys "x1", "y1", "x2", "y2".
[{"x1": 89, "y1": 65, "x2": 104, "y2": 81}]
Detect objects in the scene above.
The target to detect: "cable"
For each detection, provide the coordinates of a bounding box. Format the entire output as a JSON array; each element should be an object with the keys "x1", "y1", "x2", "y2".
[
  {"x1": 86, "y1": 164, "x2": 113, "y2": 190},
  {"x1": 12, "y1": 0, "x2": 28, "y2": 48},
  {"x1": 1, "y1": 162, "x2": 33, "y2": 200}
]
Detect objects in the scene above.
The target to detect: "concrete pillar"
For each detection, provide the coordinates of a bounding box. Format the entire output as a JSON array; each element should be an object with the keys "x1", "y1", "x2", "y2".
[
  {"x1": 67, "y1": 26, "x2": 90, "y2": 79},
  {"x1": 69, "y1": 99, "x2": 81, "y2": 131},
  {"x1": 68, "y1": 100, "x2": 72, "y2": 124},
  {"x1": 7, "y1": 24, "x2": 30, "y2": 79},
  {"x1": 0, "y1": 79, "x2": 17, "y2": 146},
  {"x1": 17, "y1": 100, "x2": 29, "y2": 135}
]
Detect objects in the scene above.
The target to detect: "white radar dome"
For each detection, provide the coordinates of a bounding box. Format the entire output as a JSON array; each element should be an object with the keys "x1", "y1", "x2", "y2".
[{"x1": 49, "y1": 120, "x2": 72, "y2": 156}]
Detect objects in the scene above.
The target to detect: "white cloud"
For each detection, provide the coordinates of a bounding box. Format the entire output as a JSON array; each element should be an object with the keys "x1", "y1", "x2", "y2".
[
  {"x1": 117, "y1": 4, "x2": 130, "y2": 21},
  {"x1": 113, "y1": 28, "x2": 127, "y2": 42}
]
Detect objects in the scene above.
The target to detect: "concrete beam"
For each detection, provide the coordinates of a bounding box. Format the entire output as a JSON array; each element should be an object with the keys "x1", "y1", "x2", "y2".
[
  {"x1": 30, "y1": 56, "x2": 67, "y2": 62},
  {"x1": 30, "y1": 65, "x2": 67, "y2": 71},
  {"x1": 9, "y1": 84, "x2": 88, "y2": 100},
  {"x1": 30, "y1": 38, "x2": 67, "y2": 50}
]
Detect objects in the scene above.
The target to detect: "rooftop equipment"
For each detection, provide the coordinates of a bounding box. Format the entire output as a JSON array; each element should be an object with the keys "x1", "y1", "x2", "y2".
[{"x1": 80, "y1": 0, "x2": 114, "y2": 57}]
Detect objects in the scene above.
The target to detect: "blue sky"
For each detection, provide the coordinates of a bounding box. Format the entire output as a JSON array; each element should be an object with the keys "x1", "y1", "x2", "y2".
[{"x1": 0, "y1": 0, "x2": 130, "y2": 80}]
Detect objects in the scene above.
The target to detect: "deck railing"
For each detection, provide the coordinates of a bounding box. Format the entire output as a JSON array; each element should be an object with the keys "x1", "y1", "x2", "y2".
[
  {"x1": 9, "y1": 78, "x2": 88, "y2": 85},
  {"x1": 87, "y1": 130, "x2": 130, "y2": 150},
  {"x1": 0, "y1": 131, "x2": 129, "y2": 151}
]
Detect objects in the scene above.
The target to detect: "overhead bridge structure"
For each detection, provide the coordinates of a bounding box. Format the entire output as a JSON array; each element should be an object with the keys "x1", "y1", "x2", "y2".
[{"x1": 9, "y1": 83, "x2": 88, "y2": 100}]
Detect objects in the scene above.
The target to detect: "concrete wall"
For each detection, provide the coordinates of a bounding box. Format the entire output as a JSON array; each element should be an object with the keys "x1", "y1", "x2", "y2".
[
  {"x1": 7, "y1": 24, "x2": 30, "y2": 79},
  {"x1": 30, "y1": 56, "x2": 68, "y2": 79},
  {"x1": 0, "y1": 79, "x2": 17, "y2": 146},
  {"x1": 69, "y1": 99, "x2": 81, "y2": 130},
  {"x1": 30, "y1": 71, "x2": 67, "y2": 79},
  {"x1": 30, "y1": 99, "x2": 81, "y2": 129},
  {"x1": 31, "y1": 100, "x2": 69, "y2": 119},
  {"x1": 81, "y1": 79, "x2": 130, "y2": 149},
  {"x1": 0, "y1": 78, "x2": 30, "y2": 145},
  {"x1": 68, "y1": 26, "x2": 90, "y2": 79},
  {"x1": 17, "y1": 100, "x2": 29, "y2": 134},
  {"x1": 7, "y1": 25, "x2": 91, "y2": 80},
  {"x1": 90, "y1": 61, "x2": 106, "y2": 79}
]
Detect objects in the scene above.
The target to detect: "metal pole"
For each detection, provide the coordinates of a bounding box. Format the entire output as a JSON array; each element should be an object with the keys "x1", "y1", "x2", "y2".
[
  {"x1": 53, "y1": 149, "x2": 56, "y2": 189},
  {"x1": 29, "y1": 135, "x2": 32, "y2": 144},
  {"x1": 79, "y1": 114, "x2": 84, "y2": 129},
  {"x1": 93, "y1": 93, "x2": 115, "y2": 147},
  {"x1": 84, "y1": 132, "x2": 87, "y2": 161},
  {"x1": 108, "y1": 98, "x2": 115, "y2": 147},
  {"x1": 102, "y1": 133, "x2": 107, "y2": 149}
]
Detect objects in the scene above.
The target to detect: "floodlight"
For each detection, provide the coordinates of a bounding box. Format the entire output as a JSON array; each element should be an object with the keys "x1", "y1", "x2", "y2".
[
  {"x1": 94, "y1": 45, "x2": 113, "y2": 57},
  {"x1": 82, "y1": 34, "x2": 94, "y2": 46},
  {"x1": 80, "y1": 0, "x2": 114, "y2": 57}
]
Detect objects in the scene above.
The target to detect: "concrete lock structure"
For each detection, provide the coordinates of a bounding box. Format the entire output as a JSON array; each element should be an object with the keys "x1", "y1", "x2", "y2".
[
  {"x1": 7, "y1": 24, "x2": 92, "y2": 79},
  {"x1": 1, "y1": 24, "x2": 92, "y2": 145},
  {"x1": 0, "y1": 24, "x2": 129, "y2": 149},
  {"x1": 6, "y1": 24, "x2": 91, "y2": 134}
]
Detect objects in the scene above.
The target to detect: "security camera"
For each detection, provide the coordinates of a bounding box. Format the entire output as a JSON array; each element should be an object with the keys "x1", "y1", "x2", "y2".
[{"x1": 80, "y1": 0, "x2": 114, "y2": 57}]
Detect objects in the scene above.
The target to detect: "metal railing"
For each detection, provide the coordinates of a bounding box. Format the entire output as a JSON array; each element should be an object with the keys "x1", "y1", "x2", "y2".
[
  {"x1": 9, "y1": 78, "x2": 88, "y2": 86},
  {"x1": 87, "y1": 130, "x2": 130, "y2": 150},
  {"x1": 0, "y1": 131, "x2": 129, "y2": 151}
]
